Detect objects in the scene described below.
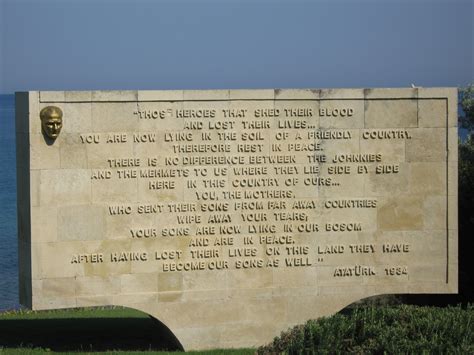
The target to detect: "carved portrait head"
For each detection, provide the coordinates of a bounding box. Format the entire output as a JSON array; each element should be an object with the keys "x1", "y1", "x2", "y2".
[{"x1": 40, "y1": 106, "x2": 63, "y2": 139}]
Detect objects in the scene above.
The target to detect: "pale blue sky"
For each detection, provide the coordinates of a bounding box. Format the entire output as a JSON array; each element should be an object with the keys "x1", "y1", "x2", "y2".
[{"x1": 0, "y1": 0, "x2": 472, "y2": 94}]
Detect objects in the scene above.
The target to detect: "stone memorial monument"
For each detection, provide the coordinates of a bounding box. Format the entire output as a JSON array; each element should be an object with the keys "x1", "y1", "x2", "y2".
[{"x1": 16, "y1": 88, "x2": 458, "y2": 350}]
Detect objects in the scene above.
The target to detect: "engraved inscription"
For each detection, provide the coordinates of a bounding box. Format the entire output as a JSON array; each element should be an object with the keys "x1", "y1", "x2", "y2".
[{"x1": 67, "y1": 100, "x2": 424, "y2": 279}]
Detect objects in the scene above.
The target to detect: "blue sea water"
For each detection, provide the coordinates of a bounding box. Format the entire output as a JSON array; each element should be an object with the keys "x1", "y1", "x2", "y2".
[{"x1": 0, "y1": 94, "x2": 18, "y2": 310}]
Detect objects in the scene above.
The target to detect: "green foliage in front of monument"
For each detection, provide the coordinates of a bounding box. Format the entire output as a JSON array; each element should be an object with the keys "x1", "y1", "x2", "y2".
[
  {"x1": 257, "y1": 304, "x2": 474, "y2": 355},
  {"x1": 459, "y1": 84, "x2": 474, "y2": 303},
  {"x1": 460, "y1": 84, "x2": 474, "y2": 131}
]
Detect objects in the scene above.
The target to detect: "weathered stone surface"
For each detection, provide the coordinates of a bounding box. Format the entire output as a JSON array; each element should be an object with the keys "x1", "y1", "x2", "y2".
[{"x1": 17, "y1": 88, "x2": 458, "y2": 350}]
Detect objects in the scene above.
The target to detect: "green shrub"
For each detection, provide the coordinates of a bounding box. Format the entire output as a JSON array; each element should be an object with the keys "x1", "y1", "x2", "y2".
[{"x1": 257, "y1": 305, "x2": 474, "y2": 354}]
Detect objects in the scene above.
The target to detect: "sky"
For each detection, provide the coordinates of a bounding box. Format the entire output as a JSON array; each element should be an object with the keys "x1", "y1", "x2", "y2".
[{"x1": 0, "y1": 0, "x2": 472, "y2": 94}]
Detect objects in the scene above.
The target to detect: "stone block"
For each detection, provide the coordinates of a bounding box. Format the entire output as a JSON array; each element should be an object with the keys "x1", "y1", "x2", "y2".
[
  {"x1": 64, "y1": 91, "x2": 92, "y2": 102},
  {"x1": 406, "y1": 128, "x2": 447, "y2": 162},
  {"x1": 320, "y1": 88, "x2": 364, "y2": 99},
  {"x1": 183, "y1": 90, "x2": 229, "y2": 100},
  {"x1": 275, "y1": 88, "x2": 319, "y2": 100},
  {"x1": 422, "y1": 195, "x2": 447, "y2": 230},
  {"x1": 41, "y1": 277, "x2": 77, "y2": 298},
  {"x1": 91, "y1": 102, "x2": 139, "y2": 132},
  {"x1": 365, "y1": 99, "x2": 417, "y2": 128},
  {"x1": 61, "y1": 103, "x2": 92, "y2": 133},
  {"x1": 30, "y1": 133, "x2": 60, "y2": 170},
  {"x1": 91, "y1": 177, "x2": 138, "y2": 204},
  {"x1": 28, "y1": 93, "x2": 41, "y2": 134},
  {"x1": 113, "y1": 293, "x2": 158, "y2": 308},
  {"x1": 40, "y1": 91, "x2": 65, "y2": 102},
  {"x1": 75, "y1": 275, "x2": 121, "y2": 296},
  {"x1": 31, "y1": 206, "x2": 58, "y2": 242},
  {"x1": 30, "y1": 170, "x2": 40, "y2": 207},
  {"x1": 92, "y1": 90, "x2": 138, "y2": 101},
  {"x1": 39, "y1": 169, "x2": 91, "y2": 206},
  {"x1": 364, "y1": 88, "x2": 418, "y2": 99},
  {"x1": 76, "y1": 295, "x2": 113, "y2": 307},
  {"x1": 409, "y1": 163, "x2": 446, "y2": 195},
  {"x1": 418, "y1": 87, "x2": 457, "y2": 127},
  {"x1": 418, "y1": 99, "x2": 447, "y2": 128},
  {"x1": 227, "y1": 269, "x2": 272, "y2": 289},
  {"x1": 319, "y1": 99, "x2": 364, "y2": 129},
  {"x1": 377, "y1": 195, "x2": 423, "y2": 231},
  {"x1": 120, "y1": 273, "x2": 159, "y2": 293},
  {"x1": 448, "y1": 127, "x2": 458, "y2": 162},
  {"x1": 230, "y1": 89, "x2": 274, "y2": 100},
  {"x1": 57, "y1": 205, "x2": 106, "y2": 241},
  {"x1": 364, "y1": 162, "x2": 411, "y2": 196},
  {"x1": 59, "y1": 134, "x2": 88, "y2": 169},
  {"x1": 158, "y1": 291, "x2": 183, "y2": 303},
  {"x1": 182, "y1": 270, "x2": 228, "y2": 291},
  {"x1": 138, "y1": 90, "x2": 184, "y2": 101},
  {"x1": 158, "y1": 272, "x2": 183, "y2": 292}
]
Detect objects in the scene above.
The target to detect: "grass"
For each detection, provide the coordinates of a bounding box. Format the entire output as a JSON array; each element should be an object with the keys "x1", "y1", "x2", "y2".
[{"x1": 0, "y1": 307, "x2": 254, "y2": 354}]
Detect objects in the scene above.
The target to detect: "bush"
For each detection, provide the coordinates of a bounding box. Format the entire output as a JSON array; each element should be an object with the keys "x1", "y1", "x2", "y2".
[
  {"x1": 458, "y1": 84, "x2": 474, "y2": 303},
  {"x1": 459, "y1": 135, "x2": 474, "y2": 303},
  {"x1": 257, "y1": 305, "x2": 474, "y2": 354}
]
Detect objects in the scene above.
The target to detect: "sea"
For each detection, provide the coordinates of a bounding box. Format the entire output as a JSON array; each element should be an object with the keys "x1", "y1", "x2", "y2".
[
  {"x1": 0, "y1": 94, "x2": 18, "y2": 310},
  {"x1": 0, "y1": 93, "x2": 469, "y2": 311}
]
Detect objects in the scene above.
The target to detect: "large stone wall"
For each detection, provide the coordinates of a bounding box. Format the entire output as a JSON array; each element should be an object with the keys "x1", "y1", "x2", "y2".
[{"x1": 16, "y1": 88, "x2": 457, "y2": 350}]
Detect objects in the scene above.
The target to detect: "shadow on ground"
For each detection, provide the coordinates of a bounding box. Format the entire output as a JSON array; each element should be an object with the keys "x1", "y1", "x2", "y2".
[{"x1": 0, "y1": 316, "x2": 183, "y2": 352}]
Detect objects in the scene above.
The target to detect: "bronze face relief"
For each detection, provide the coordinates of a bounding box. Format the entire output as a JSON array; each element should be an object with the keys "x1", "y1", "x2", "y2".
[{"x1": 40, "y1": 106, "x2": 63, "y2": 139}]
